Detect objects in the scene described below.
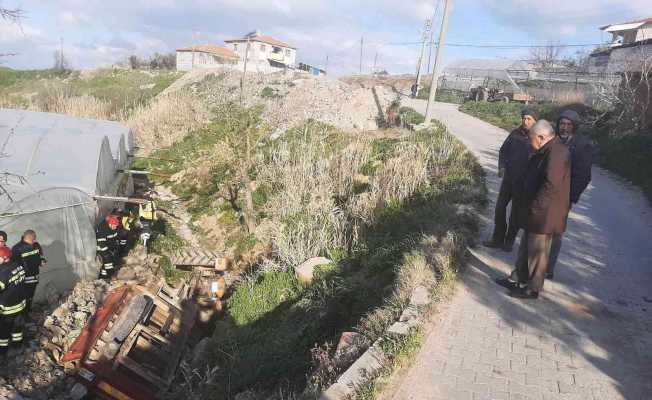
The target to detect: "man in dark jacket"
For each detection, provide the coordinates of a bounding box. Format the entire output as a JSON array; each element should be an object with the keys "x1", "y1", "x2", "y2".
[
  {"x1": 0, "y1": 246, "x2": 26, "y2": 358},
  {"x1": 496, "y1": 120, "x2": 571, "y2": 299},
  {"x1": 547, "y1": 109, "x2": 593, "y2": 279},
  {"x1": 484, "y1": 107, "x2": 538, "y2": 251},
  {"x1": 11, "y1": 230, "x2": 46, "y2": 314}
]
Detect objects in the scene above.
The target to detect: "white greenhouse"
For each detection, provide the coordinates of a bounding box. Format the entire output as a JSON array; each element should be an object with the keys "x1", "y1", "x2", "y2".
[{"x1": 0, "y1": 109, "x2": 134, "y2": 300}]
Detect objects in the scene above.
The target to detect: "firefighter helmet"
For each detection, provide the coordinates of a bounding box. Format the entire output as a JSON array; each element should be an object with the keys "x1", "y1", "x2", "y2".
[
  {"x1": 0, "y1": 246, "x2": 11, "y2": 259},
  {"x1": 107, "y1": 215, "x2": 120, "y2": 228}
]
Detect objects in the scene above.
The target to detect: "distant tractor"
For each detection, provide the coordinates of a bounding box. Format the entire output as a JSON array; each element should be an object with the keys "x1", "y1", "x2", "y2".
[{"x1": 467, "y1": 86, "x2": 534, "y2": 104}]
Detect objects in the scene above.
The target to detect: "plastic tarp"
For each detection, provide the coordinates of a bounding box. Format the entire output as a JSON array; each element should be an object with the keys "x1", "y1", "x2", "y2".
[
  {"x1": 0, "y1": 108, "x2": 134, "y2": 169},
  {"x1": 0, "y1": 108, "x2": 130, "y2": 300}
]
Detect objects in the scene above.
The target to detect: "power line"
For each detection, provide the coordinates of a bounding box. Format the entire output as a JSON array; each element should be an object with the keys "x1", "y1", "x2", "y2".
[{"x1": 386, "y1": 41, "x2": 606, "y2": 48}]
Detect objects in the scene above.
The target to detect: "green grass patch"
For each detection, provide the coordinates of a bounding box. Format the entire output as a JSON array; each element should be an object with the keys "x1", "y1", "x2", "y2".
[
  {"x1": 399, "y1": 107, "x2": 425, "y2": 126},
  {"x1": 198, "y1": 125, "x2": 485, "y2": 397}
]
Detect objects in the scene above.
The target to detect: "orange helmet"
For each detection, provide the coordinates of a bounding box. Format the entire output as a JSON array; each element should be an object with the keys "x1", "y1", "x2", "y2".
[
  {"x1": 0, "y1": 246, "x2": 12, "y2": 259},
  {"x1": 107, "y1": 215, "x2": 120, "y2": 227}
]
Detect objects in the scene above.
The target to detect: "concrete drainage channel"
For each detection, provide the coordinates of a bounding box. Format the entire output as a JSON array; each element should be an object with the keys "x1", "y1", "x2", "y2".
[{"x1": 320, "y1": 285, "x2": 431, "y2": 400}]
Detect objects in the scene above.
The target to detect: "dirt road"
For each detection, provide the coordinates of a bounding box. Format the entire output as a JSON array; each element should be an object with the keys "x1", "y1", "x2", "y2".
[{"x1": 388, "y1": 100, "x2": 652, "y2": 400}]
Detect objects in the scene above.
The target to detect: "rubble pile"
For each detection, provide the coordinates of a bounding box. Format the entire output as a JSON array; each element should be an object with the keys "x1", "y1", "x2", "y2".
[
  {"x1": 0, "y1": 280, "x2": 109, "y2": 400},
  {"x1": 0, "y1": 246, "x2": 162, "y2": 400},
  {"x1": 162, "y1": 67, "x2": 396, "y2": 135}
]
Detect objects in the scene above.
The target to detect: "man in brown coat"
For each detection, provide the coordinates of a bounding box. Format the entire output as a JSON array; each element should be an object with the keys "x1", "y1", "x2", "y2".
[{"x1": 496, "y1": 120, "x2": 571, "y2": 299}]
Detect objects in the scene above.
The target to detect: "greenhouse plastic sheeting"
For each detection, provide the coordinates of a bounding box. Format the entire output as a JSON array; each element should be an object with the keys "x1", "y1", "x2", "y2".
[
  {"x1": 0, "y1": 108, "x2": 131, "y2": 300},
  {"x1": 0, "y1": 188, "x2": 99, "y2": 299},
  {"x1": 0, "y1": 108, "x2": 134, "y2": 169}
]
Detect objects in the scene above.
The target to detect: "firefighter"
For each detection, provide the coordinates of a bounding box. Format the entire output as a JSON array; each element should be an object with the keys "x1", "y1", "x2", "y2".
[
  {"x1": 111, "y1": 208, "x2": 130, "y2": 257},
  {"x1": 11, "y1": 230, "x2": 46, "y2": 315},
  {"x1": 0, "y1": 246, "x2": 26, "y2": 359},
  {"x1": 138, "y1": 191, "x2": 158, "y2": 248},
  {"x1": 0, "y1": 231, "x2": 8, "y2": 249},
  {"x1": 96, "y1": 215, "x2": 120, "y2": 280}
]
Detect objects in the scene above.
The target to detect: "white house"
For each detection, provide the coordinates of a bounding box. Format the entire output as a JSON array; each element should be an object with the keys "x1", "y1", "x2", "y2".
[
  {"x1": 224, "y1": 31, "x2": 297, "y2": 74},
  {"x1": 589, "y1": 17, "x2": 652, "y2": 73},
  {"x1": 176, "y1": 44, "x2": 239, "y2": 71}
]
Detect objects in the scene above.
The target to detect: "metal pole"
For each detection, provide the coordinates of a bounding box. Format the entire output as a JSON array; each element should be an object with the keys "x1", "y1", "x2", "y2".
[
  {"x1": 240, "y1": 37, "x2": 250, "y2": 105},
  {"x1": 425, "y1": 0, "x2": 452, "y2": 123},
  {"x1": 359, "y1": 36, "x2": 364, "y2": 75},
  {"x1": 414, "y1": 19, "x2": 431, "y2": 98},
  {"x1": 373, "y1": 51, "x2": 378, "y2": 74}
]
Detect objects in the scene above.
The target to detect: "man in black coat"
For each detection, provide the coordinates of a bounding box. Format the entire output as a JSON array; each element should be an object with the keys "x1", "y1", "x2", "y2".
[
  {"x1": 11, "y1": 230, "x2": 46, "y2": 315},
  {"x1": 497, "y1": 120, "x2": 571, "y2": 299},
  {"x1": 484, "y1": 107, "x2": 538, "y2": 251},
  {"x1": 547, "y1": 109, "x2": 593, "y2": 279},
  {"x1": 96, "y1": 216, "x2": 120, "y2": 280}
]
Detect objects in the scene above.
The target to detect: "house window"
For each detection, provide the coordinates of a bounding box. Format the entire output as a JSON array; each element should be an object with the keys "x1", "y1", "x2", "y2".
[
  {"x1": 285, "y1": 49, "x2": 291, "y2": 57},
  {"x1": 233, "y1": 44, "x2": 238, "y2": 51},
  {"x1": 260, "y1": 44, "x2": 266, "y2": 52}
]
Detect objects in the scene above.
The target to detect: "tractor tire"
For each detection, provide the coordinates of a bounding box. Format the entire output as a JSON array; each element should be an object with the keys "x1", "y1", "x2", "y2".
[{"x1": 101, "y1": 295, "x2": 152, "y2": 360}]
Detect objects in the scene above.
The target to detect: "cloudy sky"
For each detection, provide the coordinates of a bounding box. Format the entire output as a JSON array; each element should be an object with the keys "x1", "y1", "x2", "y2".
[{"x1": 0, "y1": 0, "x2": 650, "y2": 75}]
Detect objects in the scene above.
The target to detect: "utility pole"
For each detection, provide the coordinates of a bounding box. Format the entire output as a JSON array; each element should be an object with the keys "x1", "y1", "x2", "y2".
[
  {"x1": 373, "y1": 51, "x2": 378, "y2": 74},
  {"x1": 425, "y1": 0, "x2": 452, "y2": 123},
  {"x1": 325, "y1": 54, "x2": 329, "y2": 73},
  {"x1": 427, "y1": 0, "x2": 441, "y2": 74},
  {"x1": 359, "y1": 36, "x2": 364, "y2": 75},
  {"x1": 240, "y1": 37, "x2": 251, "y2": 105},
  {"x1": 414, "y1": 19, "x2": 432, "y2": 98},
  {"x1": 59, "y1": 37, "x2": 64, "y2": 70}
]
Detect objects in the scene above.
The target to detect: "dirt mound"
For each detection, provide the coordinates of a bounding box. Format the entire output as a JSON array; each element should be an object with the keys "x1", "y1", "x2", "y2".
[{"x1": 162, "y1": 67, "x2": 397, "y2": 134}]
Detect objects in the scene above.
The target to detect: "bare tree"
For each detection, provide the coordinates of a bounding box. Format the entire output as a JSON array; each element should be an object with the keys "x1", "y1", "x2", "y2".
[
  {"x1": 0, "y1": 4, "x2": 23, "y2": 23},
  {"x1": 529, "y1": 44, "x2": 562, "y2": 70},
  {"x1": 53, "y1": 50, "x2": 69, "y2": 71},
  {"x1": 0, "y1": 3, "x2": 24, "y2": 59},
  {"x1": 593, "y1": 47, "x2": 652, "y2": 133}
]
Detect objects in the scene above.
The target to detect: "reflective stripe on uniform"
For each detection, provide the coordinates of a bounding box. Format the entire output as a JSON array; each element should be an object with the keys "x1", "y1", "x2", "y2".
[
  {"x1": 20, "y1": 249, "x2": 39, "y2": 258},
  {"x1": 0, "y1": 281, "x2": 4, "y2": 290},
  {"x1": 97, "y1": 246, "x2": 108, "y2": 251},
  {"x1": 24, "y1": 277, "x2": 39, "y2": 284},
  {"x1": 0, "y1": 300, "x2": 26, "y2": 315},
  {"x1": 11, "y1": 332, "x2": 22, "y2": 342},
  {"x1": 97, "y1": 237, "x2": 106, "y2": 242},
  {"x1": 104, "y1": 264, "x2": 114, "y2": 270},
  {"x1": 107, "y1": 233, "x2": 118, "y2": 239},
  {"x1": 100, "y1": 270, "x2": 108, "y2": 276},
  {"x1": 0, "y1": 339, "x2": 9, "y2": 347}
]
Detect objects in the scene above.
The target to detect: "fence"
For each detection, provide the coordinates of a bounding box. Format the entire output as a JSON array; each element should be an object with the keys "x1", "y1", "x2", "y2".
[{"x1": 438, "y1": 69, "x2": 621, "y2": 107}]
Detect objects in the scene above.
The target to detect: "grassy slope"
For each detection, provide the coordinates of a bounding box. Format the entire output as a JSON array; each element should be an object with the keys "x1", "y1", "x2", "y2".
[
  {"x1": 0, "y1": 67, "x2": 181, "y2": 112},
  {"x1": 460, "y1": 101, "x2": 652, "y2": 203}
]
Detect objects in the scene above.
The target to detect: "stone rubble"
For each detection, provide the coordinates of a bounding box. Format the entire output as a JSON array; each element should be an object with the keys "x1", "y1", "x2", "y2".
[{"x1": 0, "y1": 245, "x2": 161, "y2": 400}]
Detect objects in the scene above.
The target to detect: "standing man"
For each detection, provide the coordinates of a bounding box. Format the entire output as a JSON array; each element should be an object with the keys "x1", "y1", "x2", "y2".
[
  {"x1": 11, "y1": 230, "x2": 46, "y2": 315},
  {"x1": 96, "y1": 215, "x2": 120, "y2": 280},
  {"x1": 484, "y1": 108, "x2": 538, "y2": 251},
  {"x1": 547, "y1": 109, "x2": 593, "y2": 279},
  {"x1": 0, "y1": 246, "x2": 26, "y2": 359},
  {"x1": 498, "y1": 120, "x2": 571, "y2": 299}
]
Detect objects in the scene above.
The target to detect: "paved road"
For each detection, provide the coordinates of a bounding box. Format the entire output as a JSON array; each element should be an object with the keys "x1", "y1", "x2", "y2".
[{"x1": 388, "y1": 100, "x2": 652, "y2": 400}]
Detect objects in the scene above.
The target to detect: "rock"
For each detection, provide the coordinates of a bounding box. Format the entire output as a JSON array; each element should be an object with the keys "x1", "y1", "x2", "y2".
[
  {"x1": 295, "y1": 257, "x2": 332, "y2": 284},
  {"x1": 335, "y1": 332, "x2": 362, "y2": 354},
  {"x1": 116, "y1": 267, "x2": 137, "y2": 281},
  {"x1": 410, "y1": 285, "x2": 430, "y2": 308}
]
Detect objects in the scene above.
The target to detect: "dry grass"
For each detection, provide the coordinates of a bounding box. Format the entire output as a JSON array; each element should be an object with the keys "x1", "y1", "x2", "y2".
[{"x1": 126, "y1": 90, "x2": 211, "y2": 153}]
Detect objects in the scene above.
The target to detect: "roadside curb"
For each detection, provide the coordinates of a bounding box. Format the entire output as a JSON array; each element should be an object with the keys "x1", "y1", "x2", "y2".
[{"x1": 319, "y1": 285, "x2": 431, "y2": 400}]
